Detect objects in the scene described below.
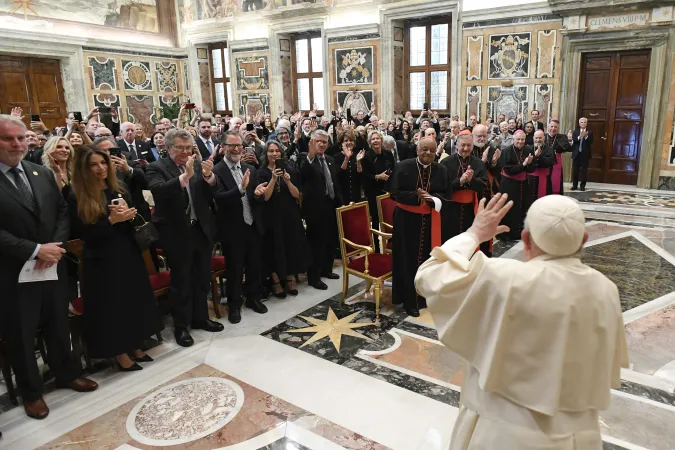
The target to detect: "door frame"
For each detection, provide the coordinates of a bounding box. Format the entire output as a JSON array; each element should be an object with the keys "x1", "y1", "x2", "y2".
[{"x1": 559, "y1": 29, "x2": 670, "y2": 188}]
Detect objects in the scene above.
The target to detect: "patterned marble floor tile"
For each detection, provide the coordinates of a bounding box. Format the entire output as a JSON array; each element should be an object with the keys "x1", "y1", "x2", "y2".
[
  {"x1": 567, "y1": 189, "x2": 675, "y2": 209},
  {"x1": 624, "y1": 305, "x2": 675, "y2": 375},
  {"x1": 39, "y1": 364, "x2": 389, "y2": 450},
  {"x1": 395, "y1": 320, "x2": 439, "y2": 341},
  {"x1": 617, "y1": 380, "x2": 675, "y2": 407},
  {"x1": 581, "y1": 236, "x2": 675, "y2": 312}
]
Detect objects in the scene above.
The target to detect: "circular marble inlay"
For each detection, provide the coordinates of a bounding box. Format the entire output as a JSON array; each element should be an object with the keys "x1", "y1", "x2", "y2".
[{"x1": 126, "y1": 377, "x2": 244, "y2": 446}]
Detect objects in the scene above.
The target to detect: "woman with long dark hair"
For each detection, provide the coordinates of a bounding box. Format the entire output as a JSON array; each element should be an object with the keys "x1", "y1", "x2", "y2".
[
  {"x1": 256, "y1": 140, "x2": 307, "y2": 297},
  {"x1": 70, "y1": 145, "x2": 161, "y2": 371}
]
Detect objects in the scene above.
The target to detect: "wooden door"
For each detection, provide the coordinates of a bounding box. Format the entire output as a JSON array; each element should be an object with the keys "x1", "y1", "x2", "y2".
[
  {"x1": 0, "y1": 56, "x2": 67, "y2": 131},
  {"x1": 577, "y1": 50, "x2": 650, "y2": 185}
]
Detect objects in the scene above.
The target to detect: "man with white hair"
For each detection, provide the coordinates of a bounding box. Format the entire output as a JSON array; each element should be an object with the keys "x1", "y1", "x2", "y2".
[
  {"x1": 472, "y1": 124, "x2": 502, "y2": 202},
  {"x1": 499, "y1": 130, "x2": 536, "y2": 241},
  {"x1": 117, "y1": 121, "x2": 150, "y2": 168},
  {"x1": 416, "y1": 194, "x2": 627, "y2": 450},
  {"x1": 528, "y1": 130, "x2": 556, "y2": 201}
]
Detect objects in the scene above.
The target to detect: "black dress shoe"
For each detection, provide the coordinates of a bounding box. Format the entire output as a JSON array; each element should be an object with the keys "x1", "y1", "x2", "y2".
[
  {"x1": 309, "y1": 280, "x2": 328, "y2": 290},
  {"x1": 131, "y1": 354, "x2": 154, "y2": 363},
  {"x1": 322, "y1": 272, "x2": 340, "y2": 280},
  {"x1": 246, "y1": 298, "x2": 268, "y2": 314},
  {"x1": 117, "y1": 361, "x2": 143, "y2": 372},
  {"x1": 228, "y1": 308, "x2": 241, "y2": 324},
  {"x1": 191, "y1": 319, "x2": 224, "y2": 332},
  {"x1": 580, "y1": 187, "x2": 586, "y2": 191},
  {"x1": 174, "y1": 327, "x2": 194, "y2": 347},
  {"x1": 405, "y1": 307, "x2": 420, "y2": 317},
  {"x1": 571, "y1": 186, "x2": 578, "y2": 191}
]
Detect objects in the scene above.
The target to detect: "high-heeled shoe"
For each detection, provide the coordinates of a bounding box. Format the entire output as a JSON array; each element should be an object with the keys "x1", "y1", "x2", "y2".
[
  {"x1": 285, "y1": 279, "x2": 299, "y2": 296},
  {"x1": 131, "y1": 354, "x2": 154, "y2": 363},
  {"x1": 117, "y1": 361, "x2": 143, "y2": 372},
  {"x1": 271, "y1": 282, "x2": 287, "y2": 299}
]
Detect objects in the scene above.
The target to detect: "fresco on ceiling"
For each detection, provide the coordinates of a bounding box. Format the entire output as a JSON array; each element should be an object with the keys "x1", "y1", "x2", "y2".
[{"x1": 178, "y1": 0, "x2": 335, "y2": 23}]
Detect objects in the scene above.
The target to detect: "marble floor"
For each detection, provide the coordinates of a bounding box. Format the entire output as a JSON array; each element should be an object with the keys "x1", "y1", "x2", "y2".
[{"x1": 2, "y1": 182, "x2": 675, "y2": 450}]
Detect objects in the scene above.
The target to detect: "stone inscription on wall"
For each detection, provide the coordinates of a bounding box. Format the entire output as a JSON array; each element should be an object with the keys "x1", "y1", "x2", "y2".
[{"x1": 588, "y1": 13, "x2": 649, "y2": 31}]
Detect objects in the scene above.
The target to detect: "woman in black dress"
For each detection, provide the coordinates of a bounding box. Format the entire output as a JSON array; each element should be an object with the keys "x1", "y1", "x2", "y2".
[
  {"x1": 256, "y1": 140, "x2": 307, "y2": 297},
  {"x1": 70, "y1": 145, "x2": 161, "y2": 371},
  {"x1": 333, "y1": 130, "x2": 362, "y2": 204}
]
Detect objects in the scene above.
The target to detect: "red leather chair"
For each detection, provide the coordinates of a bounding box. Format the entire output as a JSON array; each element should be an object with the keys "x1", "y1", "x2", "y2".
[
  {"x1": 143, "y1": 250, "x2": 167, "y2": 342},
  {"x1": 336, "y1": 201, "x2": 392, "y2": 322},
  {"x1": 377, "y1": 193, "x2": 396, "y2": 254}
]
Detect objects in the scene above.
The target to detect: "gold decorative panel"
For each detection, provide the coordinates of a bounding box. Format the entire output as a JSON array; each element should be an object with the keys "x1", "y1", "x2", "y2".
[{"x1": 466, "y1": 36, "x2": 483, "y2": 81}]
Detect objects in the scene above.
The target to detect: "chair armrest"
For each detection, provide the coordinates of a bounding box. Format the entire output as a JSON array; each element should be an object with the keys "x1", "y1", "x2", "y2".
[
  {"x1": 342, "y1": 238, "x2": 373, "y2": 255},
  {"x1": 381, "y1": 221, "x2": 393, "y2": 230},
  {"x1": 371, "y1": 229, "x2": 392, "y2": 239}
]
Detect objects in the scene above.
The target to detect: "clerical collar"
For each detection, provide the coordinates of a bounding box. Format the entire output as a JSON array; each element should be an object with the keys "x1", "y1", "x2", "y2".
[{"x1": 416, "y1": 158, "x2": 430, "y2": 169}]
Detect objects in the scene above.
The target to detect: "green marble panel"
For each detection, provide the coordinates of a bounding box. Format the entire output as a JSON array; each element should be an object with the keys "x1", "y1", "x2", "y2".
[{"x1": 582, "y1": 236, "x2": 675, "y2": 312}]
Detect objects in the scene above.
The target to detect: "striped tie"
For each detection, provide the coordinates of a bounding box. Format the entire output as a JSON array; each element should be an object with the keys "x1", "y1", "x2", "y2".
[{"x1": 231, "y1": 165, "x2": 253, "y2": 225}]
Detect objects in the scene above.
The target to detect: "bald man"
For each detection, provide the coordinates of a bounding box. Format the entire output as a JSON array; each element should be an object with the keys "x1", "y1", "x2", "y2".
[
  {"x1": 390, "y1": 137, "x2": 450, "y2": 317},
  {"x1": 499, "y1": 130, "x2": 535, "y2": 241},
  {"x1": 527, "y1": 130, "x2": 556, "y2": 202},
  {"x1": 441, "y1": 132, "x2": 489, "y2": 253},
  {"x1": 417, "y1": 194, "x2": 627, "y2": 450}
]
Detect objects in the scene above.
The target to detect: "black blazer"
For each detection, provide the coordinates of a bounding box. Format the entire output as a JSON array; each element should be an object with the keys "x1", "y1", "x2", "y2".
[
  {"x1": 0, "y1": 161, "x2": 70, "y2": 303},
  {"x1": 195, "y1": 136, "x2": 220, "y2": 161},
  {"x1": 211, "y1": 160, "x2": 264, "y2": 238},
  {"x1": 117, "y1": 139, "x2": 151, "y2": 162},
  {"x1": 146, "y1": 157, "x2": 218, "y2": 257},
  {"x1": 396, "y1": 140, "x2": 414, "y2": 161},
  {"x1": 118, "y1": 168, "x2": 152, "y2": 221},
  {"x1": 526, "y1": 121, "x2": 545, "y2": 132},
  {"x1": 299, "y1": 153, "x2": 342, "y2": 224},
  {"x1": 572, "y1": 128, "x2": 594, "y2": 160}
]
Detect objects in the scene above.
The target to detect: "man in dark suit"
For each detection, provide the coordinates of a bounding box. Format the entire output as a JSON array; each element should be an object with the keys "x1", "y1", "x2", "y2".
[
  {"x1": 146, "y1": 128, "x2": 224, "y2": 347},
  {"x1": 525, "y1": 109, "x2": 545, "y2": 133},
  {"x1": 195, "y1": 119, "x2": 220, "y2": 160},
  {"x1": 571, "y1": 117, "x2": 594, "y2": 191},
  {"x1": 117, "y1": 121, "x2": 150, "y2": 169},
  {"x1": 212, "y1": 131, "x2": 268, "y2": 324},
  {"x1": 300, "y1": 129, "x2": 343, "y2": 290},
  {"x1": 0, "y1": 115, "x2": 98, "y2": 420}
]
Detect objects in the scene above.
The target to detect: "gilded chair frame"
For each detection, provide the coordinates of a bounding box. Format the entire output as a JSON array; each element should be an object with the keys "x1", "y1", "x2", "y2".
[
  {"x1": 376, "y1": 193, "x2": 394, "y2": 255},
  {"x1": 336, "y1": 201, "x2": 392, "y2": 322}
]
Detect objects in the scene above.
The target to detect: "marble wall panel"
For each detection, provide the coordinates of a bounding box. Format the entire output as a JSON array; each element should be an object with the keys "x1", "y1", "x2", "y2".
[
  {"x1": 337, "y1": 90, "x2": 374, "y2": 113},
  {"x1": 466, "y1": 36, "x2": 483, "y2": 81},
  {"x1": 239, "y1": 93, "x2": 270, "y2": 117},
  {"x1": 465, "y1": 86, "x2": 481, "y2": 121},
  {"x1": 487, "y1": 32, "x2": 531, "y2": 80},
  {"x1": 487, "y1": 85, "x2": 528, "y2": 121},
  {"x1": 393, "y1": 45, "x2": 405, "y2": 114},
  {"x1": 122, "y1": 60, "x2": 154, "y2": 91},
  {"x1": 328, "y1": 39, "x2": 380, "y2": 112},
  {"x1": 536, "y1": 30, "x2": 556, "y2": 78},
  {"x1": 125, "y1": 95, "x2": 156, "y2": 135},
  {"x1": 155, "y1": 62, "x2": 179, "y2": 93},
  {"x1": 87, "y1": 57, "x2": 117, "y2": 90},
  {"x1": 534, "y1": 84, "x2": 553, "y2": 124},
  {"x1": 235, "y1": 55, "x2": 269, "y2": 91},
  {"x1": 334, "y1": 46, "x2": 374, "y2": 86},
  {"x1": 198, "y1": 61, "x2": 213, "y2": 113},
  {"x1": 280, "y1": 53, "x2": 293, "y2": 114},
  {"x1": 182, "y1": 61, "x2": 190, "y2": 93}
]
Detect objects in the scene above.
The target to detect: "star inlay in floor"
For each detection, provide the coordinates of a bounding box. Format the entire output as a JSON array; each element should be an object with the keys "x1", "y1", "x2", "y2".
[{"x1": 288, "y1": 307, "x2": 376, "y2": 352}]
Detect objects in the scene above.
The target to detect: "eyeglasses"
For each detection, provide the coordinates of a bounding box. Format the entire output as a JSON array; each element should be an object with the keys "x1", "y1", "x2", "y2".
[
  {"x1": 98, "y1": 133, "x2": 113, "y2": 137},
  {"x1": 224, "y1": 144, "x2": 244, "y2": 149},
  {"x1": 172, "y1": 146, "x2": 193, "y2": 152},
  {"x1": 277, "y1": 132, "x2": 289, "y2": 136}
]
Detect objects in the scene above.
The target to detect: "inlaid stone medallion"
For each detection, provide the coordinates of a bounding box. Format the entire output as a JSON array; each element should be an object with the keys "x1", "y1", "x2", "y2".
[{"x1": 126, "y1": 377, "x2": 244, "y2": 446}]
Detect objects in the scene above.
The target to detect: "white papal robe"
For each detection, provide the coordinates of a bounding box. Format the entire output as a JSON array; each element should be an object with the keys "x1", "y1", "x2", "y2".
[{"x1": 415, "y1": 233, "x2": 629, "y2": 450}]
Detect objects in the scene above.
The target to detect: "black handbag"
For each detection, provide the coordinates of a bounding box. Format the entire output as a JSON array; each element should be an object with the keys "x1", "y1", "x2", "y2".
[{"x1": 133, "y1": 215, "x2": 159, "y2": 251}]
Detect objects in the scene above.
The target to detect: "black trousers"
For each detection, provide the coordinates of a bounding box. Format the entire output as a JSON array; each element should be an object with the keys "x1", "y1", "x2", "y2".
[
  {"x1": 572, "y1": 157, "x2": 589, "y2": 188},
  {"x1": 165, "y1": 225, "x2": 211, "y2": 328},
  {"x1": 306, "y1": 197, "x2": 339, "y2": 284},
  {"x1": 2, "y1": 276, "x2": 79, "y2": 402},
  {"x1": 222, "y1": 223, "x2": 262, "y2": 311}
]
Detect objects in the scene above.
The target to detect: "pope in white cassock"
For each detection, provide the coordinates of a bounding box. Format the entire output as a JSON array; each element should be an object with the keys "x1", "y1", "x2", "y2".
[{"x1": 415, "y1": 194, "x2": 629, "y2": 450}]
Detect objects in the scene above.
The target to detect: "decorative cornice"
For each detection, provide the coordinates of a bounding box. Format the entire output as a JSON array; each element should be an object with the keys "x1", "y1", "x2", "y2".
[
  {"x1": 463, "y1": 14, "x2": 561, "y2": 29},
  {"x1": 82, "y1": 47, "x2": 188, "y2": 59},
  {"x1": 229, "y1": 38, "x2": 270, "y2": 51},
  {"x1": 462, "y1": 1, "x2": 553, "y2": 22},
  {"x1": 327, "y1": 34, "x2": 380, "y2": 43},
  {"x1": 231, "y1": 46, "x2": 270, "y2": 54},
  {"x1": 324, "y1": 23, "x2": 380, "y2": 39},
  {"x1": 547, "y1": 0, "x2": 675, "y2": 16}
]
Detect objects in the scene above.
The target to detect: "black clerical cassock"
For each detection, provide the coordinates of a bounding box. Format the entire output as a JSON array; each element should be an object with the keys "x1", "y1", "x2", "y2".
[
  {"x1": 527, "y1": 143, "x2": 557, "y2": 203},
  {"x1": 499, "y1": 144, "x2": 536, "y2": 241},
  {"x1": 471, "y1": 145, "x2": 502, "y2": 197},
  {"x1": 441, "y1": 153, "x2": 491, "y2": 254},
  {"x1": 390, "y1": 158, "x2": 449, "y2": 313}
]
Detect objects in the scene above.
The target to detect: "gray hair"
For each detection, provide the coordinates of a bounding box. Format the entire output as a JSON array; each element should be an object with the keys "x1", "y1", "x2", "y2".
[
  {"x1": 165, "y1": 128, "x2": 193, "y2": 149},
  {"x1": 93, "y1": 137, "x2": 116, "y2": 147},
  {"x1": 120, "y1": 121, "x2": 134, "y2": 132},
  {"x1": 382, "y1": 135, "x2": 396, "y2": 149},
  {"x1": 499, "y1": 121, "x2": 508, "y2": 128},
  {"x1": 0, "y1": 114, "x2": 26, "y2": 131},
  {"x1": 310, "y1": 129, "x2": 329, "y2": 140}
]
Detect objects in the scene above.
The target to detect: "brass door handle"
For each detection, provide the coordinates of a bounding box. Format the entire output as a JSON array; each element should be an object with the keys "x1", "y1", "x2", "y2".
[
  {"x1": 601, "y1": 136, "x2": 607, "y2": 140},
  {"x1": 589, "y1": 113, "x2": 599, "y2": 117},
  {"x1": 623, "y1": 112, "x2": 633, "y2": 118}
]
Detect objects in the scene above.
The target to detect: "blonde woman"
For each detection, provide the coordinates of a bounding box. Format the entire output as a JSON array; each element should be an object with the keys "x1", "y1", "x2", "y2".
[
  {"x1": 134, "y1": 123, "x2": 148, "y2": 142},
  {"x1": 42, "y1": 136, "x2": 74, "y2": 197}
]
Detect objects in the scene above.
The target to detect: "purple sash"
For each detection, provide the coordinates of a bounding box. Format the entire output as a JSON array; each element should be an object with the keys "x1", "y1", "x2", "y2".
[
  {"x1": 530, "y1": 167, "x2": 549, "y2": 199},
  {"x1": 551, "y1": 153, "x2": 563, "y2": 195},
  {"x1": 501, "y1": 170, "x2": 527, "y2": 182}
]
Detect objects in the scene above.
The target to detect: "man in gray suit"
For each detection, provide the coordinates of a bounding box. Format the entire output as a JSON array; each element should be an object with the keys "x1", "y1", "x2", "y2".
[{"x1": 0, "y1": 115, "x2": 98, "y2": 421}]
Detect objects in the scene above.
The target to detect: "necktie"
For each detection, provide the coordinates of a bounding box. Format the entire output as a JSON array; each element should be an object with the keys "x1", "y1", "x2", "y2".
[
  {"x1": 178, "y1": 165, "x2": 196, "y2": 220},
  {"x1": 8, "y1": 167, "x2": 37, "y2": 212},
  {"x1": 231, "y1": 165, "x2": 253, "y2": 225},
  {"x1": 579, "y1": 130, "x2": 585, "y2": 152},
  {"x1": 206, "y1": 140, "x2": 213, "y2": 155},
  {"x1": 128, "y1": 142, "x2": 138, "y2": 160},
  {"x1": 319, "y1": 157, "x2": 335, "y2": 199}
]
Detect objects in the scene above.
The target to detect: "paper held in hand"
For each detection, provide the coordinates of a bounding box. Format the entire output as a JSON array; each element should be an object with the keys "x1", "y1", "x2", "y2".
[{"x1": 18, "y1": 260, "x2": 58, "y2": 283}]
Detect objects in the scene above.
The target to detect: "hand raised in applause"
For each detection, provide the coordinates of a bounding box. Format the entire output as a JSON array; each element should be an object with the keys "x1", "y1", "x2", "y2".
[
  {"x1": 482, "y1": 147, "x2": 490, "y2": 163},
  {"x1": 254, "y1": 182, "x2": 268, "y2": 197},
  {"x1": 184, "y1": 155, "x2": 196, "y2": 178},
  {"x1": 356, "y1": 149, "x2": 366, "y2": 162},
  {"x1": 535, "y1": 145, "x2": 542, "y2": 157},
  {"x1": 201, "y1": 152, "x2": 215, "y2": 177},
  {"x1": 241, "y1": 168, "x2": 251, "y2": 190},
  {"x1": 109, "y1": 203, "x2": 137, "y2": 225},
  {"x1": 417, "y1": 188, "x2": 433, "y2": 205},
  {"x1": 567, "y1": 130, "x2": 573, "y2": 140},
  {"x1": 467, "y1": 193, "x2": 513, "y2": 243},
  {"x1": 523, "y1": 154, "x2": 534, "y2": 166},
  {"x1": 492, "y1": 148, "x2": 501, "y2": 164}
]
